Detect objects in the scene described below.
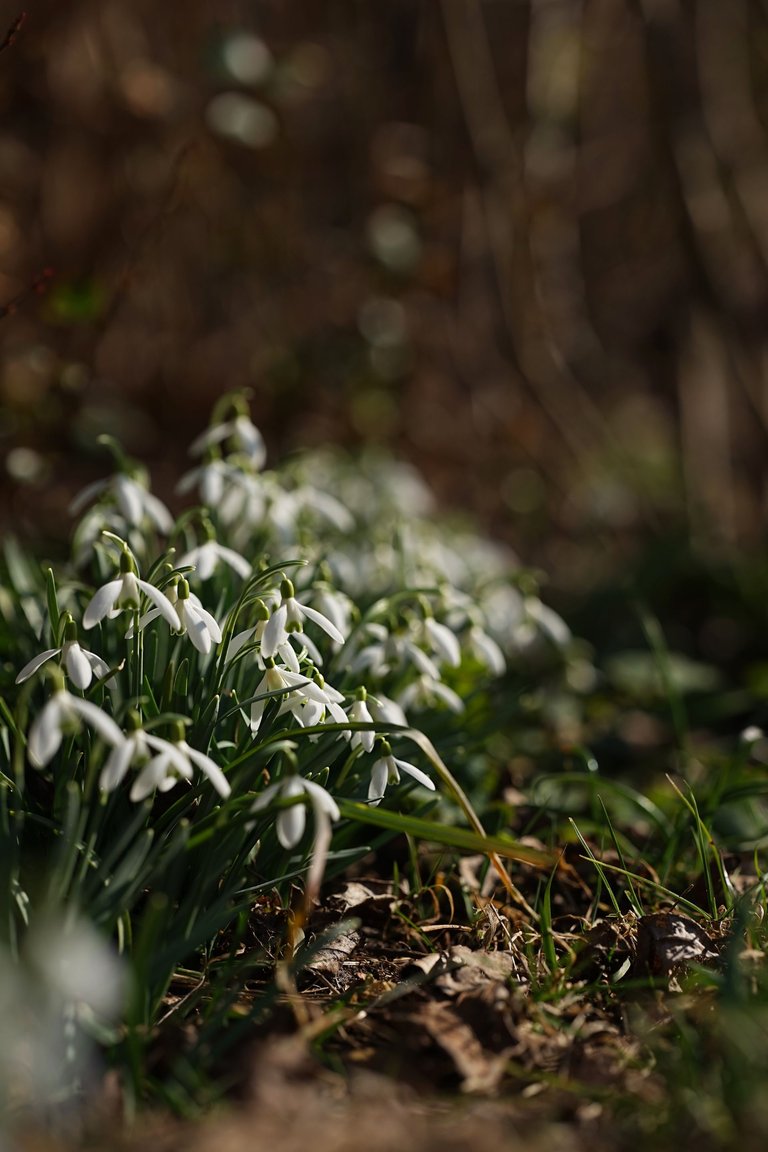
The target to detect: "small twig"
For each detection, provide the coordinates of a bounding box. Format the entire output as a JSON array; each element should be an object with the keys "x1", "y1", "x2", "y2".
[
  {"x1": 0, "y1": 11, "x2": 26, "y2": 54},
  {"x1": 0, "y1": 266, "x2": 54, "y2": 320}
]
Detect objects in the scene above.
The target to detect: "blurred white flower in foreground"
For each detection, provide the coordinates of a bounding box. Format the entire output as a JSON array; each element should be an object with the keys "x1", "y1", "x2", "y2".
[
  {"x1": 0, "y1": 913, "x2": 127, "y2": 1111},
  {"x1": 28, "y1": 685, "x2": 124, "y2": 768}
]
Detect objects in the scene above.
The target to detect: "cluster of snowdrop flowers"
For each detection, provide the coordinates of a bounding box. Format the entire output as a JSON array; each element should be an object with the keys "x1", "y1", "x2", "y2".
[{"x1": 10, "y1": 391, "x2": 574, "y2": 888}]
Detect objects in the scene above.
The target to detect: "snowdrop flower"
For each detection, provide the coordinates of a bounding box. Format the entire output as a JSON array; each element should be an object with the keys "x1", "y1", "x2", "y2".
[
  {"x1": 173, "y1": 581, "x2": 222, "y2": 654},
  {"x1": 292, "y1": 485, "x2": 354, "y2": 532},
  {"x1": 99, "y1": 718, "x2": 186, "y2": 793},
  {"x1": 177, "y1": 535, "x2": 251, "y2": 581},
  {"x1": 178, "y1": 459, "x2": 268, "y2": 524},
  {"x1": 27, "y1": 679, "x2": 124, "y2": 768},
  {"x1": 227, "y1": 599, "x2": 314, "y2": 674},
  {"x1": 308, "y1": 583, "x2": 354, "y2": 646},
  {"x1": 70, "y1": 472, "x2": 172, "y2": 534},
  {"x1": 367, "y1": 693, "x2": 409, "y2": 729},
  {"x1": 133, "y1": 579, "x2": 222, "y2": 655},
  {"x1": 261, "y1": 576, "x2": 345, "y2": 660},
  {"x1": 128, "y1": 721, "x2": 230, "y2": 801},
  {"x1": 16, "y1": 616, "x2": 112, "y2": 691},
  {"x1": 467, "y1": 624, "x2": 506, "y2": 676},
  {"x1": 190, "y1": 410, "x2": 267, "y2": 469},
  {"x1": 249, "y1": 659, "x2": 343, "y2": 733},
  {"x1": 347, "y1": 687, "x2": 375, "y2": 753},
  {"x1": 421, "y1": 616, "x2": 461, "y2": 669},
  {"x1": 368, "y1": 740, "x2": 435, "y2": 804},
  {"x1": 398, "y1": 674, "x2": 464, "y2": 715},
  {"x1": 251, "y1": 772, "x2": 339, "y2": 849},
  {"x1": 82, "y1": 550, "x2": 180, "y2": 631},
  {"x1": 522, "y1": 597, "x2": 571, "y2": 648}
]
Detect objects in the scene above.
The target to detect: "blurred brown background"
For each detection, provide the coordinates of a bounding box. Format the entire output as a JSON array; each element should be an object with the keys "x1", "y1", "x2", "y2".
[{"x1": 1, "y1": 0, "x2": 768, "y2": 592}]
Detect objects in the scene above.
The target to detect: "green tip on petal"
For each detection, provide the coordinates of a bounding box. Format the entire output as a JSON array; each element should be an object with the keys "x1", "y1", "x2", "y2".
[
  {"x1": 170, "y1": 719, "x2": 186, "y2": 743},
  {"x1": 119, "y1": 550, "x2": 137, "y2": 575},
  {"x1": 126, "y1": 709, "x2": 142, "y2": 732}
]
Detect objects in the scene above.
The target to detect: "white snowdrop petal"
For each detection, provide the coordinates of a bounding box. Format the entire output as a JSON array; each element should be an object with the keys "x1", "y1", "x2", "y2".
[
  {"x1": 28, "y1": 697, "x2": 64, "y2": 767},
  {"x1": 115, "y1": 476, "x2": 144, "y2": 527},
  {"x1": 83, "y1": 580, "x2": 123, "y2": 629},
  {"x1": 250, "y1": 780, "x2": 281, "y2": 813},
  {"x1": 277, "y1": 802, "x2": 306, "y2": 849},
  {"x1": 143, "y1": 491, "x2": 174, "y2": 534},
  {"x1": 297, "y1": 603, "x2": 345, "y2": 645},
  {"x1": 137, "y1": 580, "x2": 181, "y2": 629},
  {"x1": 189, "y1": 422, "x2": 231, "y2": 456},
  {"x1": 69, "y1": 477, "x2": 108, "y2": 516},
  {"x1": 304, "y1": 778, "x2": 340, "y2": 823},
  {"x1": 130, "y1": 755, "x2": 171, "y2": 801},
  {"x1": 68, "y1": 697, "x2": 125, "y2": 746},
  {"x1": 182, "y1": 603, "x2": 213, "y2": 654},
  {"x1": 192, "y1": 600, "x2": 222, "y2": 643},
  {"x1": 470, "y1": 628, "x2": 506, "y2": 675},
  {"x1": 425, "y1": 619, "x2": 461, "y2": 668},
  {"x1": 431, "y1": 681, "x2": 465, "y2": 713},
  {"x1": 261, "y1": 603, "x2": 288, "y2": 659},
  {"x1": 394, "y1": 758, "x2": 435, "y2": 791},
  {"x1": 16, "y1": 648, "x2": 60, "y2": 684},
  {"x1": 100, "y1": 740, "x2": 135, "y2": 792},
  {"x1": 368, "y1": 760, "x2": 389, "y2": 804},
  {"x1": 218, "y1": 545, "x2": 252, "y2": 578},
  {"x1": 182, "y1": 744, "x2": 231, "y2": 798},
  {"x1": 65, "y1": 643, "x2": 93, "y2": 690},
  {"x1": 278, "y1": 640, "x2": 301, "y2": 673}
]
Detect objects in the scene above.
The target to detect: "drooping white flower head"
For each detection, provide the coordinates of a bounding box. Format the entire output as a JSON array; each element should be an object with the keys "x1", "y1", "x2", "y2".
[
  {"x1": 16, "y1": 616, "x2": 112, "y2": 691},
  {"x1": 467, "y1": 624, "x2": 506, "y2": 676},
  {"x1": 368, "y1": 739, "x2": 435, "y2": 804},
  {"x1": 251, "y1": 772, "x2": 340, "y2": 849},
  {"x1": 398, "y1": 674, "x2": 464, "y2": 715},
  {"x1": 27, "y1": 682, "x2": 125, "y2": 768},
  {"x1": 177, "y1": 537, "x2": 251, "y2": 582},
  {"x1": 70, "y1": 471, "x2": 172, "y2": 535},
  {"x1": 190, "y1": 411, "x2": 267, "y2": 470},
  {"x1": 346, "y1": 687, "x2": 375, "y2": 753},
  {"x1": 131, "y1": 579, "x2": 222, "y2": 655},
  {"x1": 260, "y1": 576, "x2": 346, "y2": 661},
  {"x1": 249, "y1": 660, "x2": 343, "y2": 734},
  {"x1": 122, "y1": 720, "x2": 230, "y2": 801},
  {"x1": 82, "y1": 549, "x2": 180, "y2": 631}
]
